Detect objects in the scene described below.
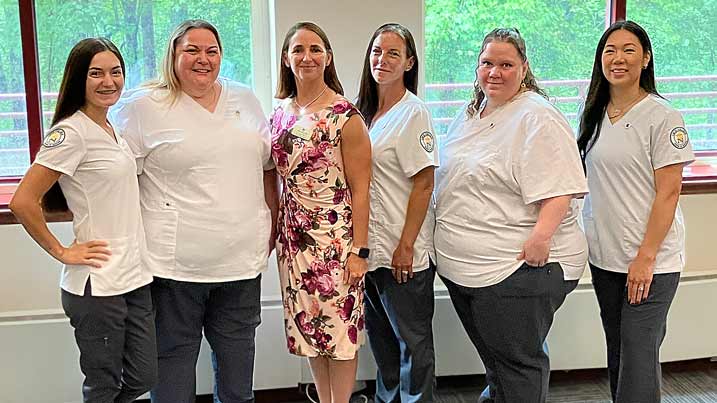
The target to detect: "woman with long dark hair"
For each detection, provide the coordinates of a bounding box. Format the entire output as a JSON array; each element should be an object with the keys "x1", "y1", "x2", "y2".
[
  {"x1": 434, "y1": 28, "x2": 588, "y2": 403},
  {"x1": 578, "y1": 21, "x2": 694, "y2": 403},
  {"x1": 270, "y1": 21, "x2": 372, "y2": 403},
  {"x1": 112, "y1": 19, "x2": 277, "y2": 403},
  {"x1": 356, "y1": 23, "x2": 438, "y2": 402},
  {"x1": 9, "y1": 38, "x2": 156, "y2": 403}
]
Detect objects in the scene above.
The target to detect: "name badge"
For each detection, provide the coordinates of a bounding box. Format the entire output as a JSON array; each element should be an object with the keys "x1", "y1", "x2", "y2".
[{"x1": 291, "y1": 125, "x2": 312, "y2": 141}]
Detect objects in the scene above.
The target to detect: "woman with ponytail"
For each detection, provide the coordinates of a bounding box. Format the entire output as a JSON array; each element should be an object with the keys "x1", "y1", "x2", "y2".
[{"x1": 433, "y1": 28, "x2": 588, "y2": 402}]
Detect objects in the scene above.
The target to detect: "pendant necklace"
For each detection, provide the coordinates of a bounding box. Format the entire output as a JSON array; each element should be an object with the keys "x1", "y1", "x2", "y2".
[
  {"x1": 608, "y1": 91, "x2": 644, "y2": 119},
  {"x1": 294, "y1": 85, "x2": 328, "y2": 115}
]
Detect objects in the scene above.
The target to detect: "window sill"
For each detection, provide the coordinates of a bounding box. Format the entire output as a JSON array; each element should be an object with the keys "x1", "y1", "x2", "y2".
[
  {"x1": 0, "y1": 208, "x2": 73, "y2": 225},
  {"x1": 682, "y1": 177, "x2": 717, "y2": 195}
]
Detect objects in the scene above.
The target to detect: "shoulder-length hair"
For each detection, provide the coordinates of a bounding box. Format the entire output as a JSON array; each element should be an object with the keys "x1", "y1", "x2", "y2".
[
  {"x1": 356, "y1": 23, "x2": 418, "y2": 128},
  {"x1": 145, "y1": 19, "x2": 223, "y2": 104},
  {"x1": 577, "y1": 20, "x2": 659, "y2": 164},
  {"x1": 466, "y1": 27, "x2": 547, "y2": 118},
  {"x1": 275, "y1": 22, "x2": 344, "y2": 99},
  {"x1": 43, "y1": 37, "x2": 125, "y2": 213}
]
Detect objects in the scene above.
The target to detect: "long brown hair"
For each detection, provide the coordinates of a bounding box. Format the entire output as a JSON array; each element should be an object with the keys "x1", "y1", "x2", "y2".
[
  {"x1": 466, "y1": 28, "x2": 547, "y2": 118},
  {"x1": 43, "y1": 38, "x2": 125, "y2": 213},
  {"x1": 275, "y1": 22, "x2": 343, "y2": 99},
  {"x1": 356, "y1": 23, "x2": 418, "y2": 127}
]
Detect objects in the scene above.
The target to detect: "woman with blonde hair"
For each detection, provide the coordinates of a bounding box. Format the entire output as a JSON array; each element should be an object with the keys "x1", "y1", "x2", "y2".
[{"x1": 113, "y1": 19, "x2": 278, "y2": 403}]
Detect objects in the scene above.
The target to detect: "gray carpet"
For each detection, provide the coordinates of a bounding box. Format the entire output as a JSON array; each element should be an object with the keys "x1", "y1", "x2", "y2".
[{"x1": 283, "y1": 359, "x2": 717, "y2": 403}]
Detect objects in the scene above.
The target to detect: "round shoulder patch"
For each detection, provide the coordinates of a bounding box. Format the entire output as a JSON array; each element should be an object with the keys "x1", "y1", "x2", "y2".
[
  {"x1": 669, "y1": 127, "x2": 689, "y2": 149},
  {"x1": 43, "y1": 128, "x2": 66, "y2": 148},
  {"x1": 419, "y1": 131, "x2": 435, "y2": 152}
]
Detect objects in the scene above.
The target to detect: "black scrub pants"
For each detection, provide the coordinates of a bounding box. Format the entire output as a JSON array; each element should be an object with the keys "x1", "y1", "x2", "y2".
[
  {"x1": 149, "y1": 274, "x2": 262, "y2": 403},
  {"x1": 62, "y1": 281, "x2": 157, "y2": 403},
  {"x1": 364, "y1": 264, "x2": 436, "y2": 402},
  {"x1": 441, "y1": 262, "x2": 577, "y2": 403},
  {"x1": 590, "y1": 264, "x2": 680, "y2": 403}
]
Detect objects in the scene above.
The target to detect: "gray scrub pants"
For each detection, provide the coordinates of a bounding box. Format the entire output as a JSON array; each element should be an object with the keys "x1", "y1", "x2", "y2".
[
  {"x1": 441, "y1": 262, "x2": 578, "y2": 403},
  {"x1": 61, "y1": 281, "x2": 157, "y2": 403},
  {"x1": 364, "y1": 264, "x2": 436, "y2": 402},
  {"x1": 149, "y1": 275, "x2": 261, "y2": 403},
  {"x1": 590, "y1": 264, "x2": 680, "y2": 403}
]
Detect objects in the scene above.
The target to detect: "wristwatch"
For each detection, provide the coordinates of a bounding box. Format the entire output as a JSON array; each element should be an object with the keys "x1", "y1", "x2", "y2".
[{"x1": 350, "y1": 246, "x2": 370, "y2": 259}]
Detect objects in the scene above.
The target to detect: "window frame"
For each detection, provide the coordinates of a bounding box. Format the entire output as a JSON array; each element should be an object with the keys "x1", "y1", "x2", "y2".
[
  {"x1": 1, "y1": 0, "x2": 271, "y2": 216},
  {"x1": 1, "y1": 0, "x2": 715, "y2": 217}
]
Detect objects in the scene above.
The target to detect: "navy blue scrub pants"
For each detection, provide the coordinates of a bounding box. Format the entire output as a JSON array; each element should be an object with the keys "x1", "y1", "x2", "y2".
[
  {"x1": 149, "y1": 275, "x2": 261, "y2": 403},
  {"x1": 364, "y1": 264, "x2": 436, "y2": 402},
  {"x1": 590, "y1": 264, "x2": 680, "y2": 403},
  {"x1": 62, "y1": 281, "x2": 157, "y2": 403},
  {"x1": 441, "y1": 263, "x2": 577, "y2": 403}
]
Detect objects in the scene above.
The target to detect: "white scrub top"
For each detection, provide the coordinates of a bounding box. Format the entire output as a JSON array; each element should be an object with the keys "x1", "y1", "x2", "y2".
[
  {"x1": 34, "y1": 110, "x2": 152, "y2": 296},
  {"x1": 435, "y1": 91, "x2": 589, "y2": 288},
  {"x1": 367, "y1": 90, "x2": 439, "y2": 272},
  {"x1": 112, "y1": 78, "x2": 273, "y2": 282},
  {"x1": 582, "y1": 95, "x2": 695, "y2": 274}
]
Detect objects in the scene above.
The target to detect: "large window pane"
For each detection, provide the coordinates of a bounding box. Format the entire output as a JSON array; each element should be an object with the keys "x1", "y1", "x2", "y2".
[
  {"x1": 35, "y1": 0, "x2": 253, "y2": 129},
  {"x1": 0, "y1": 2, "x2": 29, "y2": 177},
  {"x1": 628, "y1": 0, "x2": 717, "y2": 177},
  {"x1": 425, "y1": 0, "x2": 606, "y2": 134}
]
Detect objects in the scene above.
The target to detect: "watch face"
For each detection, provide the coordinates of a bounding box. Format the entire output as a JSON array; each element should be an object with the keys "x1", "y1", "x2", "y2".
[{"x1": 358, "y1": 248, "x2": 370, "y2": 259}]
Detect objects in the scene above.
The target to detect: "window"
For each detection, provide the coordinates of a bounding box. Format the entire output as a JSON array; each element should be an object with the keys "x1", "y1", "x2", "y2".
[
  {"x1": 424, "y1": 0, "x2": 717, "y2": 182},
  {"x1": 0, "y1": 3, "x2": 28, "y2": 180},
  {"x1": 0, "y1": 0, "x2": 256, "y2": 189},
  {"x1": 424, "y1": 0, "x2": 607, "y2": 134},
  {"x1": 627, "y1": 0, "x2": 717, "y2": 179},
  {"x1": 35, "y1": 0, "x2": 254, "y2": 135}
]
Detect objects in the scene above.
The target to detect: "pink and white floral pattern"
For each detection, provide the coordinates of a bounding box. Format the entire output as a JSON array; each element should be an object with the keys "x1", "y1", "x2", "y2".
[{"x1": 271, "y1": 99, "x2": 365, "y2": 360}]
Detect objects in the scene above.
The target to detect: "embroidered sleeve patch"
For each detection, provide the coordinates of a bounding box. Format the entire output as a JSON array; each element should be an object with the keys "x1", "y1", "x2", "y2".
[
  {"x1": 419, "y1": 131, "x2": 435, "y2": 152},
  {"x1": 43, "y1": 128, "x2": 66, "y2": 148},
  {"x1": 669, "y1": 127, "x2": 689, "y2": 149}
]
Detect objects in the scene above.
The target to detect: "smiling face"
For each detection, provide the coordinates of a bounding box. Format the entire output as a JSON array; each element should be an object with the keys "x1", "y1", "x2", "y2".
[
  {"x1": 174, "y1": 28, "x2": 221, "y2": 95},
  {"x1": 84, "y1": 50, "x2": 124, "y2": 110},
  {"x1": 477, "y1": 40, "x2": 527, "y2": 107},
  {"x1": 284, "y1": 28, "x2": 332, "y2": 84},
  {"x1": 370, "y1": 31, "x2": 413, "y2": 87},
  {"x1": 601, "y1": 29, "x2": 651, "y2": 91}
]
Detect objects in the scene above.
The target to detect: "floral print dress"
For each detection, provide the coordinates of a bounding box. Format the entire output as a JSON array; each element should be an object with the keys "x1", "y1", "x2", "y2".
[{"x1": 270, "y1": 98, "x2": 365, "y2": 360}]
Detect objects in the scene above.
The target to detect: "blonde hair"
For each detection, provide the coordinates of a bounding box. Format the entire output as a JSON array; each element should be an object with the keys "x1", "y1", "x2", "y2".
[{"x1": 145, "y1": 19, "x2": 222, "y2": 104}]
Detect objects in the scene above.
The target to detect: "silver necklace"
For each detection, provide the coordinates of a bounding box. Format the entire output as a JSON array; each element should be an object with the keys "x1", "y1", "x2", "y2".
[{"x1": 294, "y1": 85, "x2": 328, "y2": 115}]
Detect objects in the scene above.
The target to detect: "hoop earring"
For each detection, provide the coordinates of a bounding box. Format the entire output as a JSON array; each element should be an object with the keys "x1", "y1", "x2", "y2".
[{"x1": 521, "y1": 82, "x2": 527, "y2": 88}]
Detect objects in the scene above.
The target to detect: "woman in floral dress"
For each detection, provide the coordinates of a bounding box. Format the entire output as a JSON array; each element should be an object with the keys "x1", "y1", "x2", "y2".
[{"x1": 271, "y1": 22, "x2": 372, "y2": 403}]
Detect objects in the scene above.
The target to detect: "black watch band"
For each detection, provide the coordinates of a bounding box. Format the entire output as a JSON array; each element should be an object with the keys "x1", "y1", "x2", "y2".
[{"x1": 350, "y1": 246, "x2": 370, "y2": 259}]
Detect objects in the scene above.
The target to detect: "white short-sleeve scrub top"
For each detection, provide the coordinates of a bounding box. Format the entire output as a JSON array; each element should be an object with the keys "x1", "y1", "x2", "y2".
[
  {"x1": 434, "y1": 91, "x2": 589, "y2": 288},
  {"x1": 367, "y1": 90, "x2": 439, "y2": 272},
  {"x1": 112, "y1": 78, "x2": 273, "y2": 282},
  {"x1": 34, "y1": 110, "x2": 152, "y2": 296},
  {"x1": 582, "y1": 95, "x2": 695, "y2": 274}
]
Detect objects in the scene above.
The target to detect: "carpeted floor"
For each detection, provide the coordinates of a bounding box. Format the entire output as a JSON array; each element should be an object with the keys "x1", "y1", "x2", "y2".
[
  {"x1": 152, "y1": 358, "x2": 717, "y2": 402},
  {"x1": 267, "y1": 359, "x2": 717, "y2": 403}
]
